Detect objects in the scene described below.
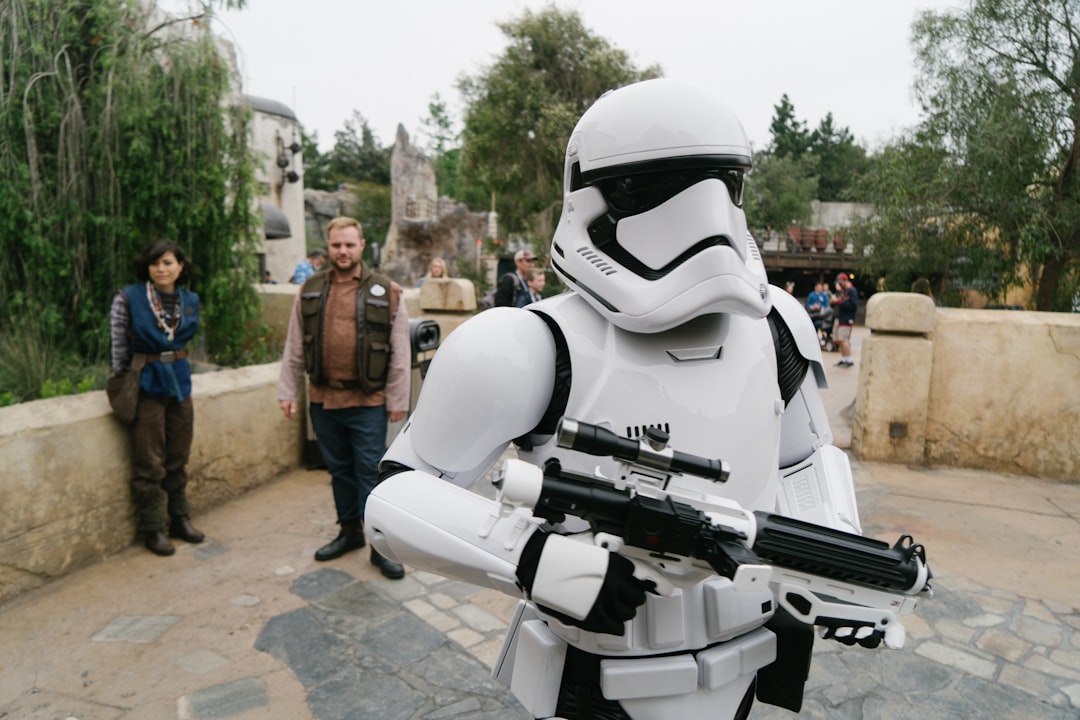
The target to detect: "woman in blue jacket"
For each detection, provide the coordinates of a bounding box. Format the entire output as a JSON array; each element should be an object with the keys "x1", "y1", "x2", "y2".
[{"x1": 110, "y1": 239, "x2": 204, "y2": 556}]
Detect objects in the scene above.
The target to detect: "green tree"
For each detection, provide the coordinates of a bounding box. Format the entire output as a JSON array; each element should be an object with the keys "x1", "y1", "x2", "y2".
[
  {"x1": 299, "y1": 113, "x2": 392, "y2": 253},
  {"x1": 768, "y1": 94, "x2": 813, "y2": 160},
  {"x1": 326, "y1": 111, "x2": 391, "y2": 186},
  {"x1": 299, "y1": 125, "x2": 335, "y2": 192},
  {"x1": 851, "y1": 131, "x2": 977, "y2": 301},
  {"x1": 418, "y1": 93, "x2": 457, "y2": 158},
  {"x1": 766, "y1": 96, "x2": 868, "y2": 202},
  {"x1": 859, "y1": 0, "x2": 1080, "y2": 310},
  {"x1": 349, "y1": 181, "x2": 392, "y2": 259},
  {"x1": 417, "y1": 94, "x2": 488, "y2": 209},
  {"x1": 457, "y1": 5, "x2": 660, "y2": 243},
  {"x1": 744, "y1": 153, "x2": 819, "y2": 237},
  {"x1": 0, "y1": 0, "x2": 261, "y2": 400},
  {"x1": 810, "y1": 113, "x2": 870, "y2": 201}
]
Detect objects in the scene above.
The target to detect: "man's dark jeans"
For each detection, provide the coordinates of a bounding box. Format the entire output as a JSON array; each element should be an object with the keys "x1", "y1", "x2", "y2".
[{"x1": 309, "y1": 403, "x2": 387, "y2": 526}]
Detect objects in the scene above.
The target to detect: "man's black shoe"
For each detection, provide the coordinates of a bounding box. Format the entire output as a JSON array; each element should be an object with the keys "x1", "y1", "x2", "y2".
[
  {"x1": 370, "y1": 548, "x2": 405, "y2": 579},
  {"x1": 314, "y1": 530, "x2": 366, "y2": 562}
]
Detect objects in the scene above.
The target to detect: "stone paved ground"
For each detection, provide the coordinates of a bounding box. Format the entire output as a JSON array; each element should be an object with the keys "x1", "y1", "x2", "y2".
[
  {"x1": 254, "y1": 567, "x2": 529, "y2": 720},
  {"x1": 248, "y1": 544, "x2": 1080, "y2": 720},
  {"x1": 2, "y1": 460, "x2": 1077, "y2": 720}
]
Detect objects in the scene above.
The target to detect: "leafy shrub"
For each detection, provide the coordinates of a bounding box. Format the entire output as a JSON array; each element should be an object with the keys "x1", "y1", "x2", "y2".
[{"x1": 0, "y1": 314, "x2": 105, "y2": 403}]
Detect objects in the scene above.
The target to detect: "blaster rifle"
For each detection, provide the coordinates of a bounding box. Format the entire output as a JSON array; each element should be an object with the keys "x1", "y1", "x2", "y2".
[{"x1": 496, "y1": 418, "x2": 932, "y2": 644}]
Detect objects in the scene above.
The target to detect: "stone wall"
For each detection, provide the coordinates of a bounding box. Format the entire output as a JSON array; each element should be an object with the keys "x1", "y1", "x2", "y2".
[
  {"x1": 852, "y1": 293, "x2": 1080, "y2": 480},
  {"x1": 0, "y1": 364, "x2": 303, "y2": 605},
  {"x1": 851, "y1": 293, "x2": 937, "y2": 464},
  {"x1": 258, "y1": 281, "x2": 301, "y2": 352},
  {"x1": 404, "y1": 277, "x2": 478, "y2": 342},
  {"x1": 926, "y1": 308, "x2": 1080, "y2": 477}
]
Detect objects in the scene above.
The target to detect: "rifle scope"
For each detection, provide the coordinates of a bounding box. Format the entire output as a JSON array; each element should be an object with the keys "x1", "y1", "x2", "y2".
[{"x1": 556, "y1": 418, "x2": 729, "y2": 483}]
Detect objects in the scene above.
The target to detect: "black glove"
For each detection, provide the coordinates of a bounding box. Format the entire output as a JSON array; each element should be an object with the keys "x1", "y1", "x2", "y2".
[
  {"x1": 516, "y1": 530, "x2": 655, "y2": 636},
  {"x1": 819, "y1": 622, "x2": 884, "y2": 649}
]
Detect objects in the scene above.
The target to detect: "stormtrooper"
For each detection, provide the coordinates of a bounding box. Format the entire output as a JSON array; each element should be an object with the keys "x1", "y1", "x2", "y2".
[{"x1": 367, "y1": 79, "x2": 930, "y2": 720}]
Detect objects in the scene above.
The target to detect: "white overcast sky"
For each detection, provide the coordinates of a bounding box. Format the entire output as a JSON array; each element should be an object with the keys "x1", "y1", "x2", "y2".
[{"x1": 174, "y1": 0, "x2": 962, "y2": 153}]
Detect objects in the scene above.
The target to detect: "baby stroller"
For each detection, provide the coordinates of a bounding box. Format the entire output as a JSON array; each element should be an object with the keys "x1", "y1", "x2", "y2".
[{"x1": 810, "y1": 306, "x2": 836, "y2": 352}]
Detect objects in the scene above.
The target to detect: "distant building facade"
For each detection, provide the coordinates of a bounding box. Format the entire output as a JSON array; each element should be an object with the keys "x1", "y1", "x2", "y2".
[{"x1": 246, "y1": 96, "x2": 306, "y2": 285}]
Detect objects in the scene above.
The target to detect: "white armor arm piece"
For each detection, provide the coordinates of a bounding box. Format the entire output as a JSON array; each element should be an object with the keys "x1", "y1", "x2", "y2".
[
  {"x1": 769, "y1": 286, "x2": 861, "y2": 535},
  {"x1": 369, "y1": 308, "x2": 609, "y2": 615},
  {"x1": 366, "y1": 470, "x2": 537, "y2": 596},
  {"x1": 368, "y1": 466, "x2": 611, "y2": 620},
  {"x1": 381, "y1": 307, "x2": 557, "y2": 486}
]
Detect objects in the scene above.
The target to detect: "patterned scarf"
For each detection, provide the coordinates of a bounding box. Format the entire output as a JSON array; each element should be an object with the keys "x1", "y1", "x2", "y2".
[{"x1": 145, "y1": 281, "x2": 181, "y2": 342}]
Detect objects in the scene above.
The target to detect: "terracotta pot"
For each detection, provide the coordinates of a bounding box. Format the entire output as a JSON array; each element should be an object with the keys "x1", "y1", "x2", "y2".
[{"x1": 814, "y1": 228, "x2": 829, "y2": 252}]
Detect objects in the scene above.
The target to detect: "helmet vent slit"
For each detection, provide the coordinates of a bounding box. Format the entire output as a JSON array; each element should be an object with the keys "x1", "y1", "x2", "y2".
[
  {"x1": 577, "y1": 247, "x2": 618, "y2": 275},
  {"x1": 747, "y1": 236, "x2": 762, "y2": 262}
]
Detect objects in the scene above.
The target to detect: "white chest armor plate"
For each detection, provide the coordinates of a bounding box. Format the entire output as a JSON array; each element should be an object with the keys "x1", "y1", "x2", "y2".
[
  {"x1": 520, "y1": 293, "x2": 782, "y2": 514},
  {"x1": 517, "y1": 294, "x2": 782, "y2": 656}
]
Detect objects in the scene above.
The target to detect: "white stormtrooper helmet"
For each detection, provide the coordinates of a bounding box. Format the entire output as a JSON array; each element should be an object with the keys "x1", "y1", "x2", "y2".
[{"x1": 551, "y1": 78, "x2": 771, "y2": 333}]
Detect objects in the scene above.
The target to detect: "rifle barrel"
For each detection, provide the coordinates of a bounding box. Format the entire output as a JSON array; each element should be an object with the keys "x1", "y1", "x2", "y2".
[{"x1": 752, "y1": 511, "x2": 928, "y2": 593}]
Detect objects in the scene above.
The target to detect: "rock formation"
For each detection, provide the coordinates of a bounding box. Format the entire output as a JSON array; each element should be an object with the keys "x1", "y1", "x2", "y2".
[
  {"x1": 381, "y1": 125, "x2": 496, "y2": 286},
  {"x1": 302, "y1": 125, "x2": 496, "y2": 287}
]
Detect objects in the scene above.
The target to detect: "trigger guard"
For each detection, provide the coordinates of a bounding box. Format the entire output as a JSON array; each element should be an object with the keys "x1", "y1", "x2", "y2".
[
  {"x1": 592, "y1": 533, "x2": 673, "y2": 595},
  {"x1": 593, "y1": 532, "x2": 624, "y2": 553},
  {"x1": 628, "y1": 558, "x2": 674, "y2": 596}
]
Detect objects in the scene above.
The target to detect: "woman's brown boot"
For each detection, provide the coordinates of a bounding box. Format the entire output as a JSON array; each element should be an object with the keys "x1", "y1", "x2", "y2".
[
  {"x1": 145, "y1": 531, "x2": 176, "y2": 556},
  {"x1": 168, "y1": 515, "x2": 205, "y2": 543}
]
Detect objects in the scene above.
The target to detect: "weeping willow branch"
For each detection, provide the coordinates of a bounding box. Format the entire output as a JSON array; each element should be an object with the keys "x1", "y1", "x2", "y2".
[{"x1": 0, "y1": 0, "x2": 259, "y2": 389}]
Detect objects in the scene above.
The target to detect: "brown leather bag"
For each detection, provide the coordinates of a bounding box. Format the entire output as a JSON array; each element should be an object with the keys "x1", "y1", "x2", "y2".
[{"x1": 106, "y1": 354, "x2": 146, "y2": 424}]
